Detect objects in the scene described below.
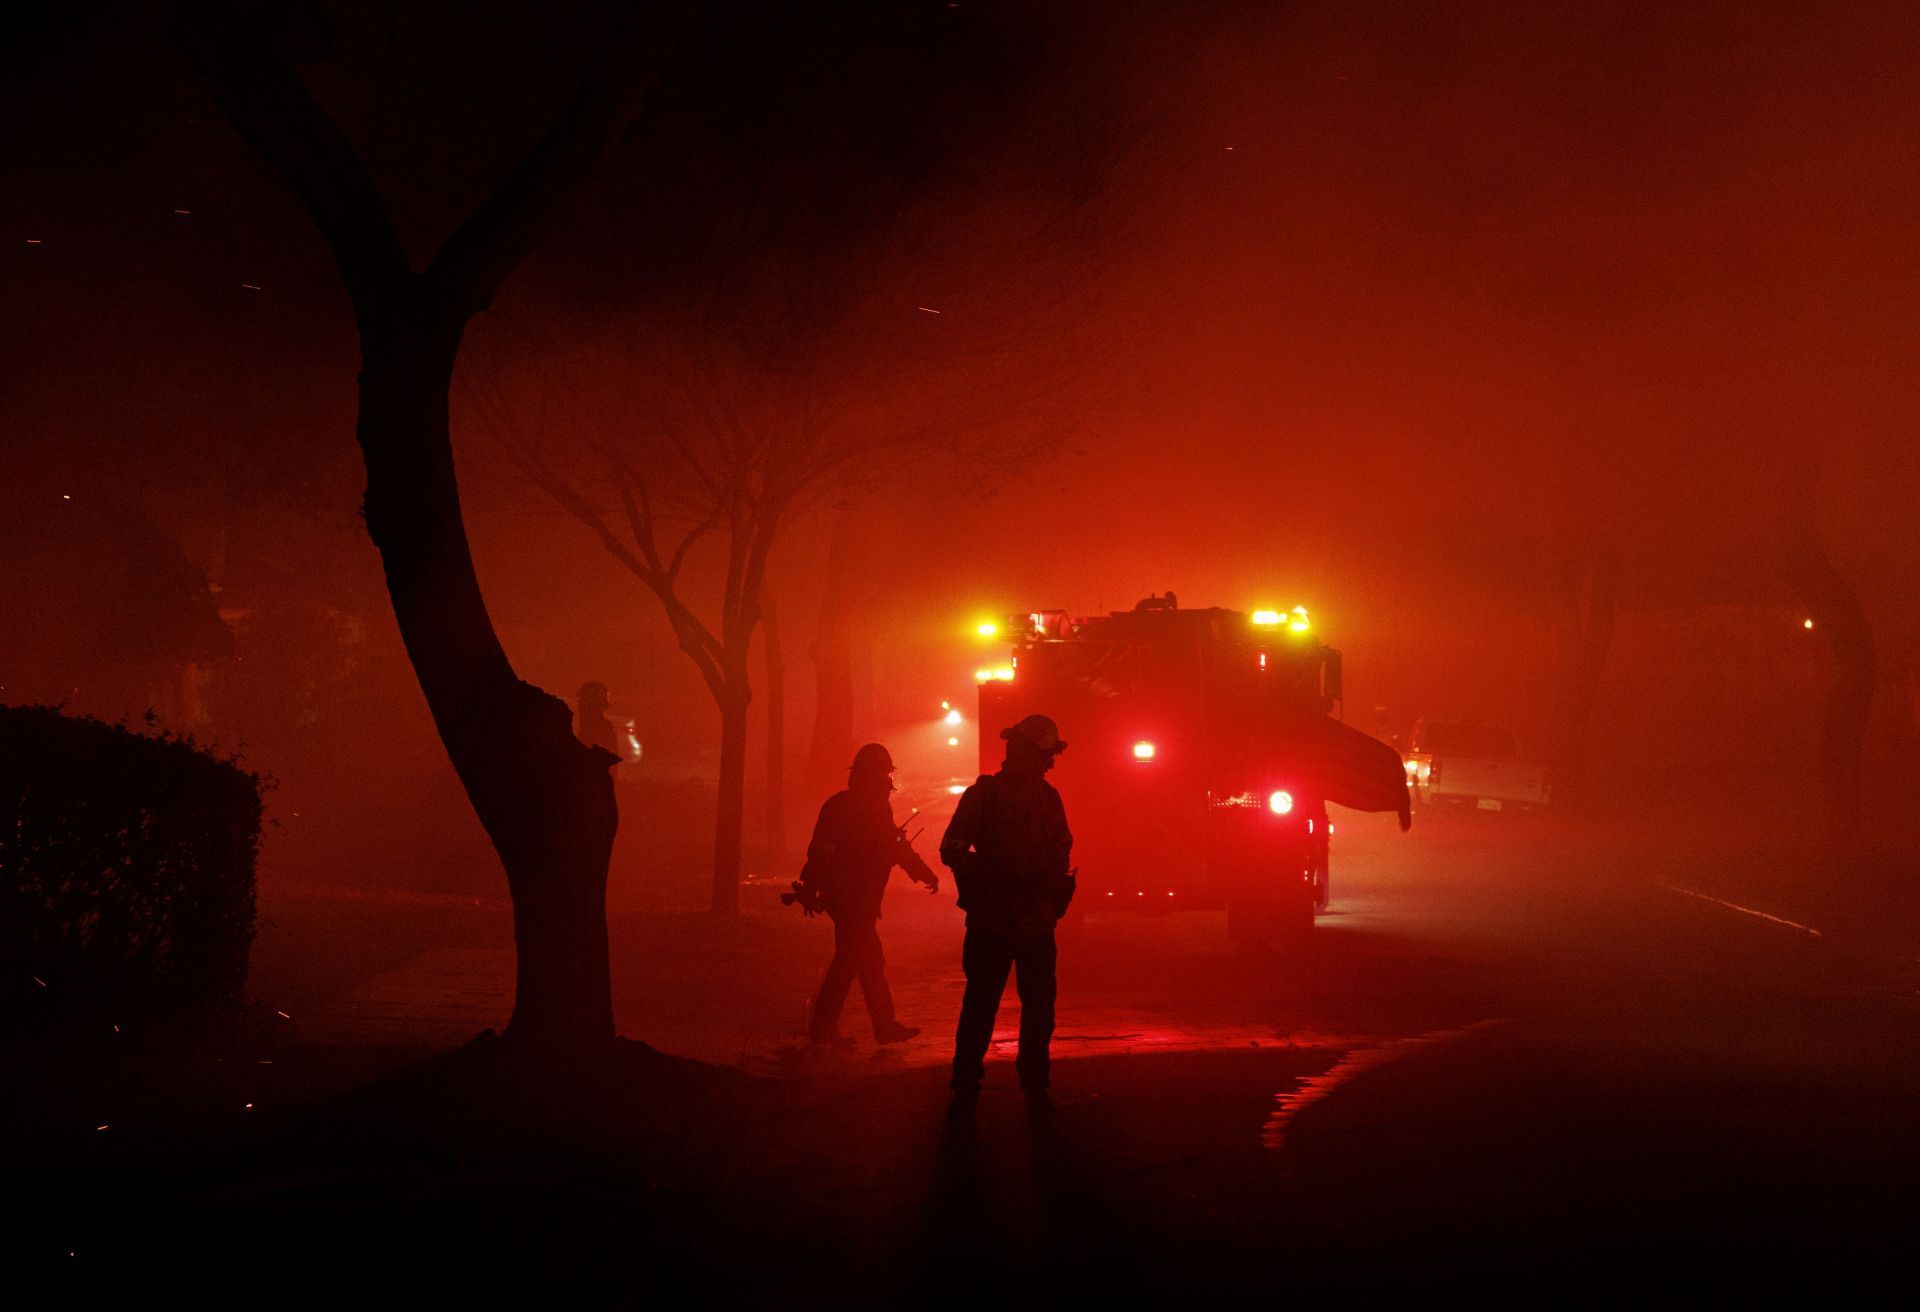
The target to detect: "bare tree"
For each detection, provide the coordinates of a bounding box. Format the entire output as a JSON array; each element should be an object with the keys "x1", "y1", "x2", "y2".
[
  {"x1": 467, "y1": 338, "x2": 792, "y2": 915},
  {"x1": 760, "y1": 591, "x2": 788, "y2": 867},
  {"x1": 463, "y1": 16, "x2": 1119, "y2": 914},
  {"x1": 804, "y1": 504, "x2": 867, "y2": 800},
  {"x1": 174, "y1": 1, "x2": 686, "y2": 1051},
  {"x1": 465, "y1": 309, "x2": 1017, "y2": 912}
]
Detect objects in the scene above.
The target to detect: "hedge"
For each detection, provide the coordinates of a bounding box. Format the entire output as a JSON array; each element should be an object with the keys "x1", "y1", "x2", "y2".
[{"x1": 1, "y1": 704, "x2": 261, "y2": 1034}]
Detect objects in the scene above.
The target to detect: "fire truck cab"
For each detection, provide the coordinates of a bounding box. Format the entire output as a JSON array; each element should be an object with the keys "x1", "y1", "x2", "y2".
[{"x1": 975, "y1": 595, "x2": 1409, "y2": 943}]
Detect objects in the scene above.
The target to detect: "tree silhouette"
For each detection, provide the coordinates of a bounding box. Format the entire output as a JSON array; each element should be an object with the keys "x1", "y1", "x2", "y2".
[
  {"x1": 464, "y1": 2, "x2": 1115, "y2": 913},
  {"x1": 175, "y1": 0, "x2": 688, "y2": 1049}
]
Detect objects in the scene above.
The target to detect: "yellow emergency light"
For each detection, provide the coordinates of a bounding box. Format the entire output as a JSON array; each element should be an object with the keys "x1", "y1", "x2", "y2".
[{"x1": 1252, "y1": 605, "x2": 1311, "y2": 634}]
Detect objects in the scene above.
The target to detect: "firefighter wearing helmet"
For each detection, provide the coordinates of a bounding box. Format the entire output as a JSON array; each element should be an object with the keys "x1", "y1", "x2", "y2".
[
  {"x1": 574, "y1": 681, "x2": 623, "y2": 760},
  {"x1": 796, "y1": 743, "x2": 939, "y2": 1047},
  {"x1": 940, "y1": 713, "x2": 1075, "y2": 1110}
]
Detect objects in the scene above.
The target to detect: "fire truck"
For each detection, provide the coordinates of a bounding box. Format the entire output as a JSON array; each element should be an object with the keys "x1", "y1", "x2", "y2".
[{"x1": 973, "y1": 594, "x2": 1410, "y2": 942}]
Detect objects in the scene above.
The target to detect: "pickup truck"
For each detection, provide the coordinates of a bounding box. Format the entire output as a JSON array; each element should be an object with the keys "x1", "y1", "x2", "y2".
[{"x1": 1404, "y1": 719, "x2": 1549, "y2": 815}]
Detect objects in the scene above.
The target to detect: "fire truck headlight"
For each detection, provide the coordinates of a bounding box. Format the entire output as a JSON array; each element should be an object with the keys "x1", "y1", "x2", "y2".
[
  {"x1": 991, "y1": 665, "x2": 1015, "y2": 681},
  {"x1": 1251, "y1": 609, "x2": 1282, "y2": 627},
  {"x1": 976, "y1": 621, "x2": 1000, "y2": 638},
  {"x1": 1268, "y1": 790, "x2": 1294, "y2": 815},
  {"x1": 1403, "y1": 757, "x2": 1419, "y2": 777},
  {"x1": 1287, "y1": 605, "x2": 1310, "y2": 634},
  {"x1": 1132, "y1": 740, "x2": 1157, "y2": 761},
  {"x1": 945, "y1": 709, "x2": 962, "y2": 726}
]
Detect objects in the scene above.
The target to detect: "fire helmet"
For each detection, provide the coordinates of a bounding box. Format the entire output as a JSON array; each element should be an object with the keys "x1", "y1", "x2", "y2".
[
  {"x1": 999, "y1": 714, "x2": 1068, "y2": 754},
  {"x1": 850, "y1": 743, "x2": 896, "y2": 775}
]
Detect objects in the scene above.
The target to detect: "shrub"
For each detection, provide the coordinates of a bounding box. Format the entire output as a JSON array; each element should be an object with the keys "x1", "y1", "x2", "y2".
[{"x1": 1, "y1": 704, "x2": 262, "y2": 1035}]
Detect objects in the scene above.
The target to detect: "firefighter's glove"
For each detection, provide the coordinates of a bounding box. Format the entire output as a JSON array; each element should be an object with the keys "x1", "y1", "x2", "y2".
[
  {"x1": 898, "y1": 841, "x2": 939, "y2": 893},
  {"x1": 781, "y1": 879, "x2": 825, "y2": 917},
  {"x1": 1051, "y1": 870, "x2": 1077, "y2": 920},
  {"x1": 946, "y1": 852, "x2": 979, "y2": 911}
]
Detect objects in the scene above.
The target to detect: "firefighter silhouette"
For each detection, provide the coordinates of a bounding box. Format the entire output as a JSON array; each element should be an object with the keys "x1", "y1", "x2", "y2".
[
  {"x1": 941, "y1": 713, "x2": 1074, "y2": 1108},
  {"x1": 575, "y1": 681, "x2": 623, "y2": 759},
  {"x1": 800, "y1": 743, "x2": 938, "y2": 1046}
]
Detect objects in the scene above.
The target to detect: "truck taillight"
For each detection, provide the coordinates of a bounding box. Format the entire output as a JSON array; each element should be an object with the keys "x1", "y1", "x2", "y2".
[
  {"x1": 1132, "y1": 741, "x2": 1157, "y2": 761},
  {"x1": 1268, "y1": 790, "x2": 1294, "y2": 815}
]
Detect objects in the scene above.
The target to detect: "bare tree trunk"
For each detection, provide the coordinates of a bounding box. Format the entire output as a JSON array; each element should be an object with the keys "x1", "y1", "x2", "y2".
[
  {"x1": 1784, "y1": 523, "x2": 1874, "y2": 857},
  {"x1": 360, "y1": 301, "x2": 619, "y2": 1048},
  {"x1": 713, "y1": 684, "x2": 750, "y2": 916},
  {"x1": 1545, "y1": 535, "x2": 1618, "y2": 808},
  {"x1": 807, "y1": 507, "x2": 860, "y2": 794},
  {"x1": 175, "y1": 2, "x2": 677, "y2": 1054},
  {"x1": 763, "y1": 594, "x2": 788, "y2": 868}
]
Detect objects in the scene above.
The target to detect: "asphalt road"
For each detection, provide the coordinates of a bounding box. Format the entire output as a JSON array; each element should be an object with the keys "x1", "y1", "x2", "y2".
[
  {"x1": 714, "y1": 812, "x2": 1920, "y2": 1297},
  {"x1": 51, "y1": 813, "x2": 1920, "y2": 1301}
]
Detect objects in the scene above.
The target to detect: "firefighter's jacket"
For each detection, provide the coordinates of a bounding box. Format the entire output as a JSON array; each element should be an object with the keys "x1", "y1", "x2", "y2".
[
  {"x1": 801, "y1": 786, "x2": 931, "y2": 922},
  {"x1": 940, "y1": 764, "x2": 1074, "y2": 938}
]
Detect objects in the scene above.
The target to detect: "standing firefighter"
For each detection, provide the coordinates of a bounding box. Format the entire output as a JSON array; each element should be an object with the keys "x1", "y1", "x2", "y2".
[
  {"x1": 575, "y1": 681, "x2": 623, "y2": 759},
  {"x1": 941, "y1": 714, "x2": 1074, "y2": 1109},
  {"x1": 794, "y1": 743, "x2": 938, "y2": 1046}
]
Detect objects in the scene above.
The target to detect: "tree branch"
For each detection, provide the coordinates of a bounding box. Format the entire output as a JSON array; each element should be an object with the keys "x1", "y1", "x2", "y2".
[
  {"x1": 668, "y1": 505, "x2": 725, "y2": 582},
  {"x1": 605, "y1": 447, "x2": 666, "y2": 574},
  {"x1": 171, "y1": 3, "x2": 410, "y2": 314},
  {"x1": 423, "y1": 3, "x2": 696, "y2": 318}
]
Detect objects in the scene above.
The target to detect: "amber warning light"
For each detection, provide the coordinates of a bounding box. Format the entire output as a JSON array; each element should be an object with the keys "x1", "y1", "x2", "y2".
[{"x1": 1251, "y1": 605, "x2": 1311, "y2": 634}]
